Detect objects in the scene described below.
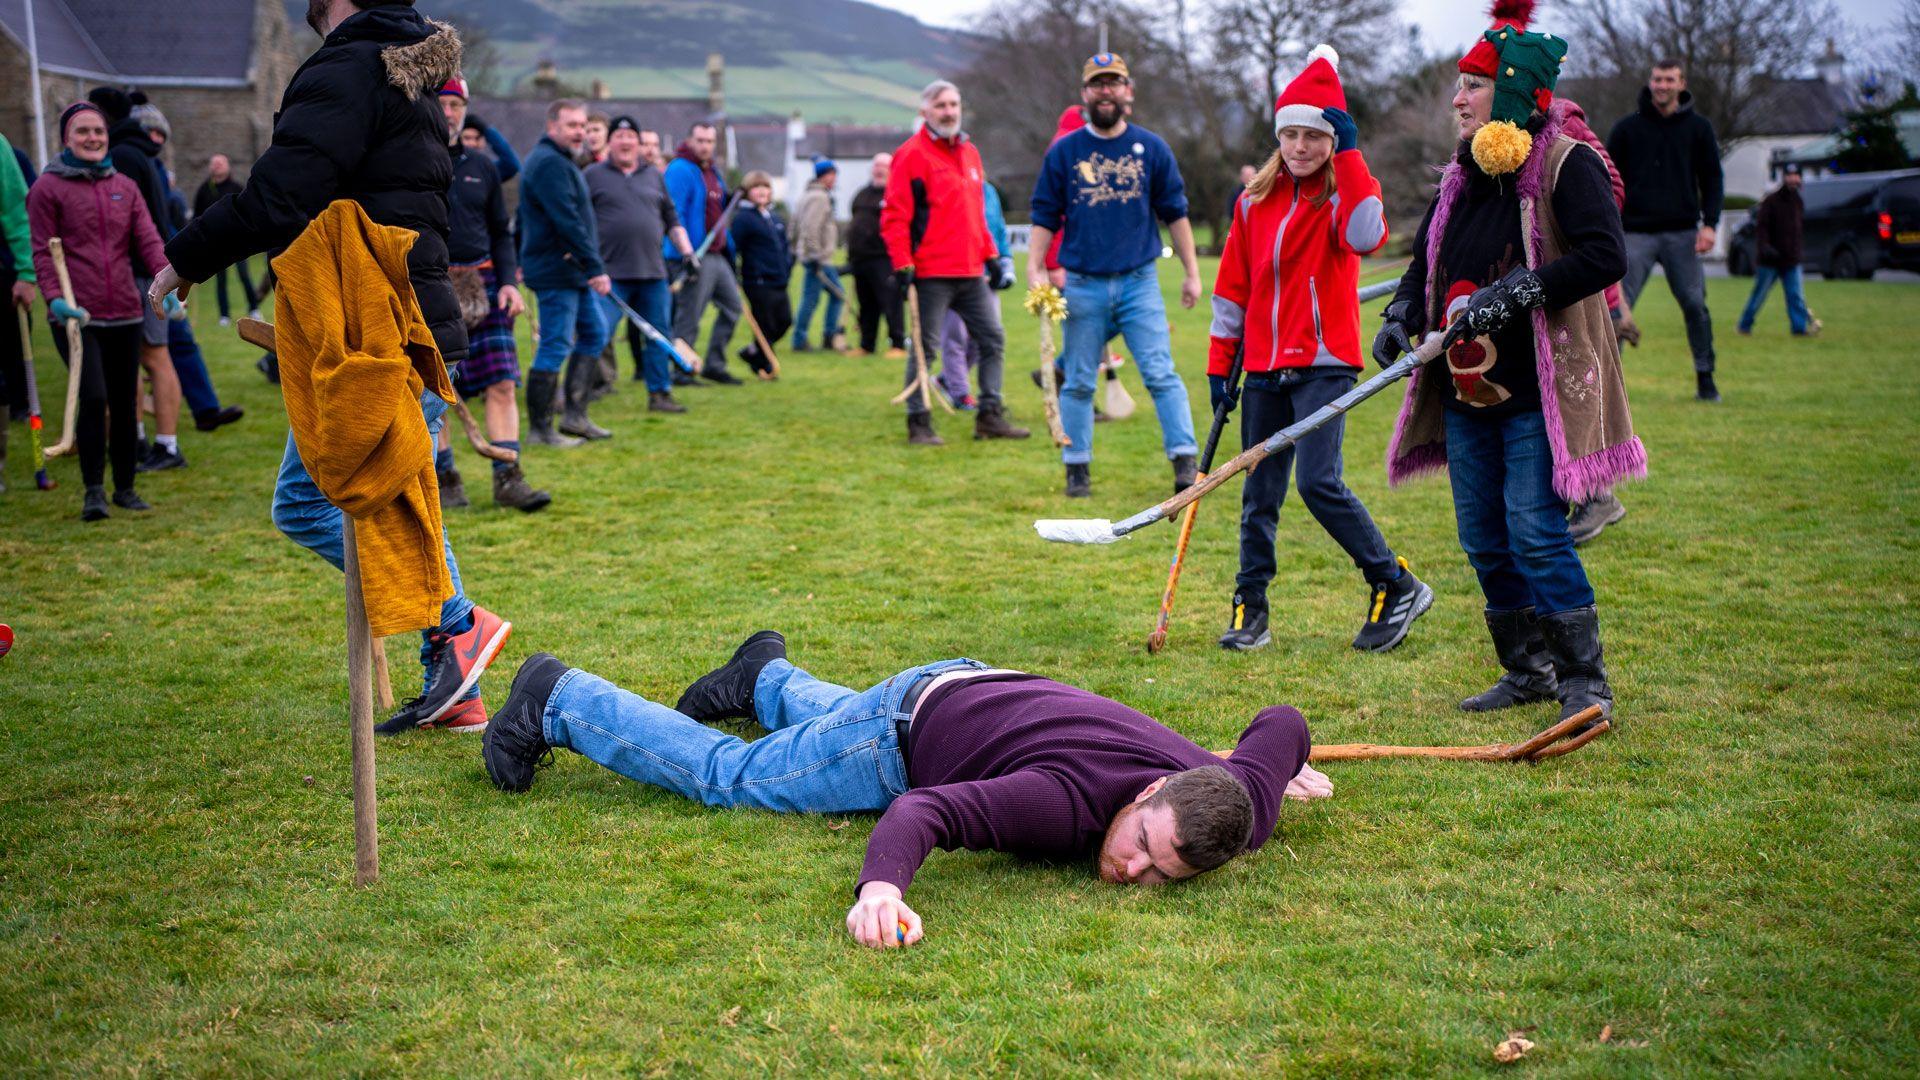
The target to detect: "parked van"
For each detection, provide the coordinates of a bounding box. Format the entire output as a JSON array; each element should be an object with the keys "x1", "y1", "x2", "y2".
[{"x1": 1729, "y1": 168, "x2": 1920, "y2": 279}]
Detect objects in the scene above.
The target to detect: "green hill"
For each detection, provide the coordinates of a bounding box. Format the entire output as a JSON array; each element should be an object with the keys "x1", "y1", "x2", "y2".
[{"x1": 291, "y1": 0, "x2": 972, "y2": 122}]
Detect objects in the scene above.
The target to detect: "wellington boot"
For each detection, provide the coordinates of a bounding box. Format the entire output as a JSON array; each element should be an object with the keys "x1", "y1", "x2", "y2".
[
  {"x1": 1459, "y1": 608, "x2": 1557, "y2": 711},
  {"x1": 524, "y1": 371, "x2": 580, "y2": 447},
  {"x1": 906, "y1": 412, "x2": 944, "y2": 446}
]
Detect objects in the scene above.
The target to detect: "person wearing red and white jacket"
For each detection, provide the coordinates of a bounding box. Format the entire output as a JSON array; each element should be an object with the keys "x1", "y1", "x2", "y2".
[
  {"x1": 1208, "y1": 45, "x2": 1433, "y2": 654},
  {"x1": 880, "y1": 79, "x2": 1029, "y2": 446}
]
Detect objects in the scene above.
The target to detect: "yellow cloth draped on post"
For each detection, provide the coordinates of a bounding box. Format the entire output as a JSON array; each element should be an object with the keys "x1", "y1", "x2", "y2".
[{"x1": 273, "y1": 200, "x2": 457, "y2": 637}]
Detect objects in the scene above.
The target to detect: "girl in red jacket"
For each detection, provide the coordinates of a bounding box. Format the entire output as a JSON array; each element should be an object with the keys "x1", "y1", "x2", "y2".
[
  {"x1": 28, "y1": 102, "x2": 171, "y2": 521},
  {"x1": 1208, "y1": 46, "x2": 1431, "y2": 652}
]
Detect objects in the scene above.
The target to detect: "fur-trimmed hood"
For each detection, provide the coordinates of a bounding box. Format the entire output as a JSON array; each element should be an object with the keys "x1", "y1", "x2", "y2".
[{"x1": 382, "y1": 20, "x2": 462, "y2": 97}]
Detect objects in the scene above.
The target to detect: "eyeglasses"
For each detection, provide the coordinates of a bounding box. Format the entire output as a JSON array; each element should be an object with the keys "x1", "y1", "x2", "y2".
[{"x1": 1086, "y1": 76, "x2": 1129, "y2": 92}]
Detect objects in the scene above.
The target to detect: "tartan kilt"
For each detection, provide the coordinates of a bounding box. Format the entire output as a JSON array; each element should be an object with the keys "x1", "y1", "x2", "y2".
[{"x1": 453, "y1": 263, "x2": 521, "y2": 399}]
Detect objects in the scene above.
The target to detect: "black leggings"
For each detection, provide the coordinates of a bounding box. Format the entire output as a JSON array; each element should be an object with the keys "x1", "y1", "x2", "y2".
[
  {"x1": 742, "y1": 283, "x2": 792, "y2": 368},
  {"x1": 52, "y1": 322, "x2": 141, "y2": 491}
]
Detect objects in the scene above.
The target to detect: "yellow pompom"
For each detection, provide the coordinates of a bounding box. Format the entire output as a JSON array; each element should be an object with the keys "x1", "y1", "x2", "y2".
[
  {"x1": 1471, "y1": 120, "x2": 1532, "y2": 176},
  {"x1": 1024, "y1": 283, "x2": 1068, "y2": 321}
]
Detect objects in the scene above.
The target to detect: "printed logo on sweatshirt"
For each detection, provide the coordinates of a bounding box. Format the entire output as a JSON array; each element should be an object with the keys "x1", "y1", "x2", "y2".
[{"x1": 1072, "y1": 152, "x2": 1146, "y2": 208}]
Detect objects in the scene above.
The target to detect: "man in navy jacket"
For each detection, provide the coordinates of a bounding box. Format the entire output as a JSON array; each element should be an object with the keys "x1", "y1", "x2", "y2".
[{"x1": 519, "y1": 99, "x2": 613, "y2": 444}]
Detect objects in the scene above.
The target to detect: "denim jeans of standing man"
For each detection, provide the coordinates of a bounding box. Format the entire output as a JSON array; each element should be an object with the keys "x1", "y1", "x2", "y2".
[
  {"x1": 793, "y1": 262, "x2": 845, "y2": 350},
  {"x1": 271, "y1": 390, "x2": 476, "y2": 688},
  {"x1": 1622, "y1": 229, "x2": 1716, "y2": 373},
  {"x1": 1737, "y1": 264, "x2": 1811, "y2": 335},
  {"x1": 543, "y1": 657, "x2": 989, "y2": 811},
  {"x1": 531, "y1": 286, "x2": 610, "y2": 375},
  {"x1": 1443, "y1": 408, "x2": 1595, "y2": 616},
  {"x1": 1059, "y1": 263, "x2": 1198, "y2": 465},
  {"x1": 601, "y1": 278, "x2": 674, "y2": 392}
]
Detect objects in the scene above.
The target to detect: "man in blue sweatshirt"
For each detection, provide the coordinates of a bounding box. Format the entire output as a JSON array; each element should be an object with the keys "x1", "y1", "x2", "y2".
[
  {"x1": 665, "y1": 123, "x2": 744, "y2": 385},
  {"x1": 1027, "y1": 53, "x2": 1201, "y2": 499},
  {"x1": 518, "y1": 99, "x2": 613, "y2": 445}
]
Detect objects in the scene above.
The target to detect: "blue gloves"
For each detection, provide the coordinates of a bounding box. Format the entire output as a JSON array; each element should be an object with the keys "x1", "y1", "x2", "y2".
[
  {"x1": 50, "y1": 297, "x2": 89, "y2": 327},
  {"x1": 162, "y1": 293, "x2": 187, "y2": 321},
  {"x1": 1208, "y1": 373, "x2": 1239, "y2": 416},
  {"x1": 1323, "y1": 107, "x2": 1358, "y2": 154}
]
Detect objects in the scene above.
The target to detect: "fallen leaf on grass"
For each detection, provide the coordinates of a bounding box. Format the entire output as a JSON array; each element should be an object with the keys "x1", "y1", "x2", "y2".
[
  {"x1": 827, "y1": 820, "x2": 850, "y2": 831},
  {"x1": 720, "y1": 1006, "x2": 742, "y2": 1027},
  {"x1": 1493, "y1": 1034, "x2": 1535, "y2": 1064}
]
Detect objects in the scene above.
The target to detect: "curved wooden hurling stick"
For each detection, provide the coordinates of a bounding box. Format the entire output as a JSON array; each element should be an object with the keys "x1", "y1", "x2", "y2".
[
  {"x1": 1145, "y1": 345, "x2": 1244, "y2": 652},
  {"x1": 888, "y1": 282, "x2": 953, "y2": 413},
  {"x1": 1025, "y1": 284, "x2": 1070, "y2": 446},
  {"x1": 1308, "y1": 706, "x2": 1609, "y2": 762},
  {"x1": 236, "y1": 317, "x2": 513, "y2": 463},
  {"x1": 42, "y1": 238, "x2": 84, "y2": 459},
  {"x1": 737, "y1": 297, "x2": 781, "y2": 380}
]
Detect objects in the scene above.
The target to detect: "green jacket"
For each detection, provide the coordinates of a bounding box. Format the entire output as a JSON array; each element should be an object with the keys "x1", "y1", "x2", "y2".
[{"x1": 0, "y1": 132, "x2": 32, "y2": 282}]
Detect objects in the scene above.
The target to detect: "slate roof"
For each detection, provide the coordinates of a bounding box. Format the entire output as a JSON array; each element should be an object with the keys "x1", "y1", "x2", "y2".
[
  {"x1": 1744, "y1": 77, "x2": 1851, "y2": 136},
  {"x1": 0, "y1": 0, "x2": 260, "y2": 84}
]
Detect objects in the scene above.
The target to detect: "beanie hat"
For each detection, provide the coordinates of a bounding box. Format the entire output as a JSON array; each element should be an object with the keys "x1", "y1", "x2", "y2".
[
  {"x1": 87, "y1": 86, "x2": 133, "y2": 123},
  {"x1": 813, "y1": 156, "x2": 837, "y2": 178},
  {"x1": 59, "y1": 102, "x2": 106, "y2": 142},
  {"x1": 131, "y1": 97, "x2": 170, "y2": 140},
  {"x1": 1272, "y1": 45, "x2": 1344, "y2": 137},
  {"x1": 437, "y1": 76, "x2": 468, "y2": 100},
  {"x1": 1457, "y1": 0, "x2": 1569, "y2": 175}
]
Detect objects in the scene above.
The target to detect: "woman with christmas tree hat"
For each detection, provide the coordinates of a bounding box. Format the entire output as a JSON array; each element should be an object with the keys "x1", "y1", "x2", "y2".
[{"x1": 1374, "y1": 0, "x2": 1645, "y2": 729}]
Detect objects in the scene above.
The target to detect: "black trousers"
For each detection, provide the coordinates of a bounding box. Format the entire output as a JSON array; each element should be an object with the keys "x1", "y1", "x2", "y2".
[
  {"x1": 742, "y1": 283, "x2": 792, "y2": 369},
  {"x1": 1, "y1": 267, "x2": 25, "y2": 414},
  {"x1": 1236, "y1": 371, "x2": 1397, "y2": 594},
  {"x1": 51, "y1": 322, "x2": 141, "y2": 491},
  {"x1": 214, "y1": 256, "x2": 261, "y2": 318},
  {"x1": 850, "y1": 255, "x2": 904, "y2": 351}
]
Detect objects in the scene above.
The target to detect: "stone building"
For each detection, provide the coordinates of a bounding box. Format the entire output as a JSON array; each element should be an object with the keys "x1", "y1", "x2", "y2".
[{"x1": 0, "y1": 0, "x2": 303, "y2": 188}]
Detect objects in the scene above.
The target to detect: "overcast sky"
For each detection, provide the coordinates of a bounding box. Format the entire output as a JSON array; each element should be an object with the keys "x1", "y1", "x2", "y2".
[{"x1": 878, "y1": 0, "x2": 1902, "y2": 72}]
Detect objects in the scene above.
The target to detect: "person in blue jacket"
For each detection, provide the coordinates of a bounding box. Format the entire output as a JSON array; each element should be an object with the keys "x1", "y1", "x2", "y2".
[
  {"x1": 518, "y1": 99, "x2": 612, "y2": 445},
  {"x1": 729, "y1": 170, "x2": 791, "y2": 378},
  {"x1": 664, "y1": 123, "x2": 744, "y2": 384}
]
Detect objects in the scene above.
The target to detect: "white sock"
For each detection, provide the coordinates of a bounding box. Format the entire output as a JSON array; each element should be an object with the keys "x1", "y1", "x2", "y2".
[
  {"x1": 136, "y1": 421, "x2": 147, "y2": 441},
  {"x1": 156, "y1": 434, "x2": 178, "y2": 453}
]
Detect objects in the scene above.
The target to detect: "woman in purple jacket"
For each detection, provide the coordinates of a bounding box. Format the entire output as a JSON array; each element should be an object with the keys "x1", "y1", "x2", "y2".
[{"x1": 28, "y1": 102, "x2": 171, "y2": 520}]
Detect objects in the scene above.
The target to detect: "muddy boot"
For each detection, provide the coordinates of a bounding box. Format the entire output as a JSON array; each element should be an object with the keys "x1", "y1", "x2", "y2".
[
  {"x1": 438, "y1": 465, "x2": 469, "y2": 509},
  {"x1": 906, "y1": 412, "x2": 944, "y2": 446},
  {"x1": 1459, "y1": 608, "x2": 1558, "y2": 712},
  {"x1": 1171, "y1": 453, "x2": 1197, "y2": 493},
  {"x1": 492, "y1": 463, "x2": 552, "y2": 513},
  {"x1": 648, "y1": 390, "x2": 687, "y2": 414},
  {"x1": 558, "y1": 354, "x2": 611, "y2": 441},
  {"x1": 973, "y1": 402, "x2": 1030, "y2": 440},
  {"x1": 1538, "y1": 606, "x2": 1613, "y2": 728},
  {"x1": 1065, "y1": 462, "x2": 1091, "y2": 498},
  {"x1": 524, "y1": 371, "x2": 581, "y2": 448},
  {"x1": 590, "y1": 345, "x2": 618, "y2": 402}
]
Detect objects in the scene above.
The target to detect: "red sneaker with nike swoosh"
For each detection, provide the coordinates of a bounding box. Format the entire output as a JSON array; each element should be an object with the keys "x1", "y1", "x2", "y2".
[{"x1": 376, "y1": 606, "x2": 513, "y2": 734}]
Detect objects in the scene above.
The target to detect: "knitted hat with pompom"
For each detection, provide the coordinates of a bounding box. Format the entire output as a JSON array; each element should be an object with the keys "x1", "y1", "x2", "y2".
[{"x1": 1272, "y1": 44, "x2": 1345, "y2": 137}]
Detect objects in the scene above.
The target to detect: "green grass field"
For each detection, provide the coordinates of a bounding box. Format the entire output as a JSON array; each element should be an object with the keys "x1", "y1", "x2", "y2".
[{"x1": 2, "y1": 260, "x2": 1917, "y2": 1075}]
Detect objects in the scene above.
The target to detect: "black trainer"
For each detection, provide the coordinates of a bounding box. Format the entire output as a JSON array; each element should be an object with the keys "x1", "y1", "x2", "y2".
[
  {"x1": 1696, "y1": 371, "x2": 1720, "y2": 402},
  {"x1": 1218, "y1": 591, "x2": 1271, "y2": 651},
  {"x1": 137, "y1": 442, "x2": 187, "y2": 472},
  {"x1": 701, "y1": 366, "x2": 744, "y2": 386},
  {"x1": 110, "y1": 489, "x2": 151, "y2": 512},
  {"x1": 483, "y1": 653, "x2": 569, "y2": 792},
  {"x1": 1350, "y1": 558, "x2": 1433, "y2": 653},
  {"x1": 81, "y1": 485, "x2": 110, "y2": 522},
  {"x1": 1171, "y1": 454, "x2": 1198, "y2": 493},
  {"x1": 1065, "y1": 462, "x2": 1091, "y2": 498},
  {"x1": 675, "y1": 631, "x2": 787, "y2": 723}
]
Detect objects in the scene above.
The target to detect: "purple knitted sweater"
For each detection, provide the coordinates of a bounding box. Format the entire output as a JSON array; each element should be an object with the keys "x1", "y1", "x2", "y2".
[{"x1": 857, "y1": 675, "x2": 1312, "y2": 894}]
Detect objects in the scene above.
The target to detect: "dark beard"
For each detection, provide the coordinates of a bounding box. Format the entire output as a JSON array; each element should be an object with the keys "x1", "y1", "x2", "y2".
[
  {"x1": 1089, "y1": 101, "x2": 1123, "y2": 130},
  {"x1": 305, "y1": 0, "x2": 328, "y2": 36}
]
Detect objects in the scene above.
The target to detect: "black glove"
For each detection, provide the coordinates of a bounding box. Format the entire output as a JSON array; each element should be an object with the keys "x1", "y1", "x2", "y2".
[
  {"x1": 989, "y1": 256, "x2": 1015, "y2": 291},
  {"x1": 1208, "y1": 373, "x2": 1239, "y2": 415},
  {"x1": 1371, "y1": 299, "x2": 1421, "y2": 369},
  {"x1": 1462, "y1": 265, "x2": 1546, "y2": 337},
  {"x1": 894, "y1": 265, "x2": 915, "y2": 289}
]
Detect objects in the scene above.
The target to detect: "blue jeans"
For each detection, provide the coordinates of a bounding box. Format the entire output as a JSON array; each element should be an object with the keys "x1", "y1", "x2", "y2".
[
  {"x1": 793, "y1": 263, "x2": 844, "y2": 348},
  {"x1": 167, "y1": 318, "x2": 221, "y2": 415},
  {"x1": 1060, "y1": 264, "x2": 1198, "y2": 465},
  {"x1": 1737, "y1": 264, "x2": 1810, "y2": 334},
  {"x1": 544, "y1": 657, "x2": 987, "y2": 812},
  {"x1": 272, "y1": 391, "x2": 475, "y2": 681},
  {"x1": 1444, "y1": 409, "x2": 1595, "y2": 615},
  {"x1": 531, "y1": 286, "x2": 609, "y2": 375},
  {"x1": 601, "y1": 278, "x2": 673, "y2": 392}
]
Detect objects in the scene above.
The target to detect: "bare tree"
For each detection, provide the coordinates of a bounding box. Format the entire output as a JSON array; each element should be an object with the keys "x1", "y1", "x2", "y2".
[
  {"x1": 1207, "y1": 0, "x2": 1398, "y2": 106},
  {"x1": 1561, "y1": 0, "x2": 1838, "y2": 141}
]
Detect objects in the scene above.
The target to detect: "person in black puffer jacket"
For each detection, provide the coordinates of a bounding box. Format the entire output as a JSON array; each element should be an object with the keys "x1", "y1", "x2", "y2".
[
  {"x1": 152, "y1": 1, "x2": 466, "y2": 367},
  {"x1": 730, "y1": 171, "x2": 793, "y2": 378},
  {"x1": 150, "y1": 1, "x2": 520, "y2": 740}
]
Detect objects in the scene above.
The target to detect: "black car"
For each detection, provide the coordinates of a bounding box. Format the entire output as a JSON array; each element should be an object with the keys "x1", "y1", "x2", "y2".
[{"x1": 1728, "y1": 168, "x2": 1920, "y2": 279}]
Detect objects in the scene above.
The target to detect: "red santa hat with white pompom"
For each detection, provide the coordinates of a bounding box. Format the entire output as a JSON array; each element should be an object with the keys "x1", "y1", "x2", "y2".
[{"x1": 1273, "y1": 44, "x2": 1345, "y2": 137}]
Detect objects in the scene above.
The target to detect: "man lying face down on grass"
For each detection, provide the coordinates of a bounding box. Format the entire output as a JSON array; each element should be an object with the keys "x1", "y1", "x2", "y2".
[{"x1": 481, "y1": 632, "x2": 1331, "y2": 948}]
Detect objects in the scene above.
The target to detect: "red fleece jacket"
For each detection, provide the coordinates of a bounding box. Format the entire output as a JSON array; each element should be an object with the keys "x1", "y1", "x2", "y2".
[
  {"x1": 880, "y1": 126, "x2": 995, "y2": 278},
  {"x1": 1209, "y1": 148, "x2": 1387, "y2": 374}
]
